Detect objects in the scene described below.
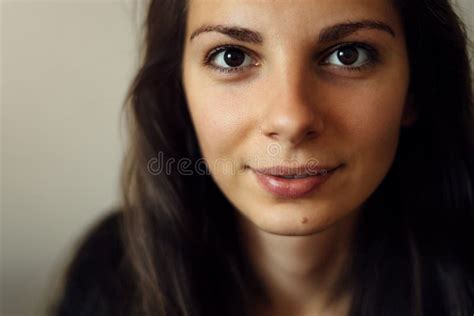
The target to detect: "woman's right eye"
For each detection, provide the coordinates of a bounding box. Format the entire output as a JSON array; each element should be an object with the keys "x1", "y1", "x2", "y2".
[{"x1": 204, "y1": 46, "x2": 259, "y2": 74}]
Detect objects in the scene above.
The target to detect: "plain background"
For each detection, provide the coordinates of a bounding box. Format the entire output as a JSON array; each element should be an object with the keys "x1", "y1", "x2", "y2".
[{"x1": 1, "y1": 1, "x2": 473, "y2": 315}]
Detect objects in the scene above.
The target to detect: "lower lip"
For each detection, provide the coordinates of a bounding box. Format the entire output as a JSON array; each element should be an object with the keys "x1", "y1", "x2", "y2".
[{"x1": 252, "y1": 167, "x2": 339, "y2": 199}]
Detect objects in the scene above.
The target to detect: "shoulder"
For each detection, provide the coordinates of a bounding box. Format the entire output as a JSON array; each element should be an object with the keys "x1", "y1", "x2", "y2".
[{"x1": 51, "y1": 209, "x2": 135, "y2": 316}]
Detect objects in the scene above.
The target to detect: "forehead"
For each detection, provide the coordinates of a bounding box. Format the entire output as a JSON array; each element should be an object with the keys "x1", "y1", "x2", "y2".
[{"x1": 186, "y1": 0, "x2": 402, "y2": 39}]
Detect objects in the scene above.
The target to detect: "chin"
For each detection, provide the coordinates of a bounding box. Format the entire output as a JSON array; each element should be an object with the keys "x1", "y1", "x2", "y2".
[
  {"x1": 258, "y1": 224, "x2": 332, "y2": 237},
  {"x1": 238, "y1": 201, "x2": 354, "y2": 237}
]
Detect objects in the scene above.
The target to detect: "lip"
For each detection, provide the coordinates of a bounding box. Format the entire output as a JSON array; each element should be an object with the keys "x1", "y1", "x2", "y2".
[
  {"x1": 253, "y1": 164, "x2": 337, "y2": 176},
  {"x1": 251, "y1": 165, "x2": 341, "y2": 199}
]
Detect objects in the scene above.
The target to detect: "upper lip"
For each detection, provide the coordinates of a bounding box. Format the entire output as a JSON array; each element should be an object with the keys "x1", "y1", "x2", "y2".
[{"x1": 251, "y1": 164, "x2": 339, "y2": 176}]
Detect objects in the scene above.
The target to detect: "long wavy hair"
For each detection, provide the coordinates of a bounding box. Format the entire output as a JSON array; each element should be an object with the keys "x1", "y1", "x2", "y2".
[{"x1": 120, "y1": 0, "x2": 474, "y2": 315}]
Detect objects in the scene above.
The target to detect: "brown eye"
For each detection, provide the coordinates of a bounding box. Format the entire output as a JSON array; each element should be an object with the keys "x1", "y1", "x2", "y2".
[
  {"x1": 223, "y1": 48, "x2": 246, "y2": 67},
  {"x1": 206, "y1": 46, "x2": 257, "y2": 73},
  {"x1": 337, "y1": 46, "x2": 359, "y2": 65},
  {"x1": 322, "y1": 44, "x2": 376, "y2": 70}
]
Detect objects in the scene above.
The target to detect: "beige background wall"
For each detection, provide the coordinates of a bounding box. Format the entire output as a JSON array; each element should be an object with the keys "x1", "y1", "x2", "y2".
[
  {"x1": 1, "y1": 1, "x2": 142, "y2": 315},
  {"x1": 1, "y1": 1, "x2": 473, "y2": 315}
]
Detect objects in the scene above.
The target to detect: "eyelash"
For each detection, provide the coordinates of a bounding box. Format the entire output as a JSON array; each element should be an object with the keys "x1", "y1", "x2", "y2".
[{"x1": 202, "y1": 42, "x2": 380, "y2": 75}]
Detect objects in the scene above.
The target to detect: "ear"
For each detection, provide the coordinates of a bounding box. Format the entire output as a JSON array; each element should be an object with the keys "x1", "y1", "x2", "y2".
[{"x1": 401, "y1": 93, "x2": 417, "y2": 127}]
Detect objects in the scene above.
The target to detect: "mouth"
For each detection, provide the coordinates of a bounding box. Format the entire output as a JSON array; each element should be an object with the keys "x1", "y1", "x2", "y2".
[
  {"x1": 248, "y1": 164, "x2": 342, "y2": 199},
  {"x1": 251, "y1": 164, "x2": 338, "y2": 177}
]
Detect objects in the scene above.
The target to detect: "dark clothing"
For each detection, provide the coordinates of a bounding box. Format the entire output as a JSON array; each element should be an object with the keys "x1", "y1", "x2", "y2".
[
  {"x1": 51, "y1": 211, "x2": 135, "y2": 316},
  {"x1": 51, "y1": 209, "x2": 474, "y2": 316}
]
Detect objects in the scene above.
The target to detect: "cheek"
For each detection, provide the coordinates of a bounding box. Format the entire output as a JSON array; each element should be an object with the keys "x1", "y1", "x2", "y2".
[
  {"x1": 370, "y1": 86, "x2": 406, "y2": 143},
  {"x1": 345, "y1": 89, "x2": 404, "y2": 151},
  {"x1": 318, "y1": 52, "x2": 408, "y2": 153},
  {"x1": 184, "y1": 83, "x2": 253, "y2": 174},
  {"x1": 333, "y1": 79, "x2": 407, "y2": 190}
]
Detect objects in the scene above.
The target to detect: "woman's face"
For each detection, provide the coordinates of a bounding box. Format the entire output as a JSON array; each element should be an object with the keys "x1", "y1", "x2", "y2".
[{"x1": 182, "y1": 0, "x2": 412, "y2": 235}]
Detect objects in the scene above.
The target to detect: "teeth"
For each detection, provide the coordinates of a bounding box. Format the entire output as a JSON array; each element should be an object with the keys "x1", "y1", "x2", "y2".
[
  {"x1": 278, "y1": 174, "x2": 310, "y2": 179},
  {"x1": 275, "y1": 169, "x2": 329, "y2": 178}
]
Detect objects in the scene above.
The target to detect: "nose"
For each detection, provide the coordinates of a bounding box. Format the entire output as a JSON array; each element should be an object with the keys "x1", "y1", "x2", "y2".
[{"x1": 260, "y1": 63, "x2": 323, "y2": 147}]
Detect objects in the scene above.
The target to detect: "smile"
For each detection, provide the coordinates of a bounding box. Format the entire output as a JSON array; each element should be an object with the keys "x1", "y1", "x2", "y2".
[{"x1": 250, "y1": 165, "x2": 341, "y2": 199}]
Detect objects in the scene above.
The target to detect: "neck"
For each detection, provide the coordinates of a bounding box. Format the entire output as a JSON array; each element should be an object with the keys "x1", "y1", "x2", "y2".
[{"x1": 237, "y1": 211, "x2": 360, "y2": 316}]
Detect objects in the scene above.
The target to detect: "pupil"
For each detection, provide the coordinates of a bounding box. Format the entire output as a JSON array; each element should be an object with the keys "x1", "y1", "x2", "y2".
[
  {"x1": 224, "y1": 48, "x2": 245, "y2": 67},
  {"x1": 337, "y1": 47, "x2": 358, "y2": 65}
]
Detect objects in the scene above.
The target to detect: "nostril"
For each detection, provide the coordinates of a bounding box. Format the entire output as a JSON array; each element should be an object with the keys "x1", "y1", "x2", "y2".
[
  {"x1": 306, "y1": 130, "x2": 318, "y2": 139},
  {"x1": 267, "y1": 132, "x2": 278, "y2": 139}
]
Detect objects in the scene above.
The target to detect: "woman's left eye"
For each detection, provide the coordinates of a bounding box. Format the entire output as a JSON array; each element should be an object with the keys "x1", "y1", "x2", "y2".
[
  {"x1": 321, "y1": 44, "x2": 378, "y2": 71},
  {"x1": 204, "y1": 45, "x2": 258, "y2": 74}
]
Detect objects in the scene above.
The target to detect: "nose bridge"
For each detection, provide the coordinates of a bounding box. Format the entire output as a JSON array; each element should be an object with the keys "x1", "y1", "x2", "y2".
[{"x1": 260, "y1": 50, "x2": 322, "y2": 145}]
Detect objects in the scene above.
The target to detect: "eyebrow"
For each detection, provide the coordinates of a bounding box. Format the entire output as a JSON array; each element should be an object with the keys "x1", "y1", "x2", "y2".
[
  {"x1": 190, "y1": 24, "x2": 263, "y2": 43},
  {"x1": 189, "y1": 20, "x2": 395, "y2": 44}
]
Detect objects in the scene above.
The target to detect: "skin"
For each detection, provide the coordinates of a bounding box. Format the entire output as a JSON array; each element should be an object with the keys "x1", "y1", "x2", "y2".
[{"x1": 182, "y1": 0, "x2": 414, "y2": 314}]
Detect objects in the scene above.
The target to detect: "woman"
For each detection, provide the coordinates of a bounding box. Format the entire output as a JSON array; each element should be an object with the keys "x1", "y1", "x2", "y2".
[{"x1": 51, "y1": 0, "x2": 474, "y2": 315}]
